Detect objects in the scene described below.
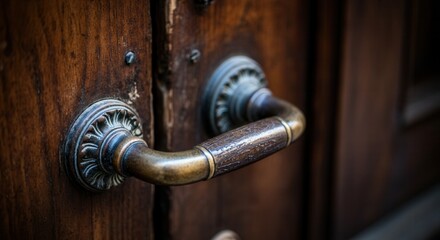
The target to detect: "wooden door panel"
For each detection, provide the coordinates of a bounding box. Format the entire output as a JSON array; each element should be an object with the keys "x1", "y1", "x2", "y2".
[
  {"x1": 0, "y1": 1, "x2": 154, "y2": 239},
  {"x1": 334, "y1": 0, "x2": 440, "y2": 239},
  {"x1": 152, "y1": 1, "x2": 309, "y2": 239},
  {"x1": 334, "y1": 2, "x2": 406, "y2": 237}
]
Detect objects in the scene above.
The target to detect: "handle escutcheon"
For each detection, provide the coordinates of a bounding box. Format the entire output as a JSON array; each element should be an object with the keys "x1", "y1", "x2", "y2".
[
  {"x1": 63, "y1": 56, "x2": 305, "y2": 191},
  {"x1": 63, "y1": 99, "x2": 143, "y2": 191}
]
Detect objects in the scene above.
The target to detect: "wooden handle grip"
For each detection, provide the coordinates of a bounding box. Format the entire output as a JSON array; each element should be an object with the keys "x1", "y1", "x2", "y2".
[{"x1": 198, "y1": 117, "x2": 290, "y2": 177}]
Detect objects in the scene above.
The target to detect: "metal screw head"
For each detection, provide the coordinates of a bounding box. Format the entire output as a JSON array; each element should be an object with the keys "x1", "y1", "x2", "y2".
[
  {"x1": 189, "y1": 49, "x2": 201, "y2": 63},
  {"x1": 125, "y1": 51, "x2": 136, "y2": 65}
]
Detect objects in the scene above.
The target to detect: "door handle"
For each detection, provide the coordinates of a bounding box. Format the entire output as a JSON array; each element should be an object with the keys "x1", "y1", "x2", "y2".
[{"x1": 63, "y1": 56, "x2": 305, "y2": 191}]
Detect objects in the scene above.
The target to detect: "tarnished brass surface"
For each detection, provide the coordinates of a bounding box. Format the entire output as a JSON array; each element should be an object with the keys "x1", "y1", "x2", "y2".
[
  {"x1": 247, "y1": 88, "x2": 306, "y2": 141},
  {"x1": 211, "y1": 230, "x2": 241, "y2": 240},
  {"x1": 194, "y1": 145, "x2": 216, "y2": 179},
  {"x1": 121, "y1": 143, "x2": 210, "y2": 185},
  {"x1": 63, "y1": 99, "x2": 143, "y2": 192},
  {"x1": 115, "y1": 91, "x2": 305, "y2": 185}
]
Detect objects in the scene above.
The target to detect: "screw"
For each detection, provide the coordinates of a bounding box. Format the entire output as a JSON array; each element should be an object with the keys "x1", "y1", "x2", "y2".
[
  {"x1": 125, "y1": 51, "x2": 136, "y2": 65},
  {"x1": 189, "y1": 49, "x2": 201, "y2": 63}
]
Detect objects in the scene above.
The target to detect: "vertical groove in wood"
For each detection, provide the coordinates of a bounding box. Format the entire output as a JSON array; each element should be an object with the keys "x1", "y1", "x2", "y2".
[
  {"x1": 0, "y1": 1, "x2": 154, "y2": 239},
  {"x1": 306, "y1": 0, "x2": 344, "y2": 239}
]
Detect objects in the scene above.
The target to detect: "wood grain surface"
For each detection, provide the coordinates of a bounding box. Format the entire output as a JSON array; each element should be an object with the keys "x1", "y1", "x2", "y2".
[
  {"x1": 2, "y1": 1, "x2": 438, "y2": 239},
  {"x1": 333, "y1": 0, "x2": 440, "y2": 239},
  {"x1": 0, "y1": 1, "x2": 154, "y2": 239},
  {"x1": 152, "y1": 0, "x2": 308, "y2": 239},
  {"x1": 200, "y1": 118, "x2": 289, "y2": 177}
]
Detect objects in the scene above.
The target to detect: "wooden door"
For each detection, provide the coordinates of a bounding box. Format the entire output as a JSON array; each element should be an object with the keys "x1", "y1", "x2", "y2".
[
  {"x1": 151, "y1": 1, "x2": 308, "y2": 239},
  {"x1": 332, "y1": 0, "x2": 440, "y2": 239},
  {"x1": 2, "y1": 0, "x2": 439, "y2": 239},
  {"x1": 0, "y1": 1, "x2": 155, "y2": 239},
  {"x1": 1, "y1": 0, "x2": 309, "y2": 238},
  {"x1": 151, "y1": 0, "x2": 440, "y2": 239}
]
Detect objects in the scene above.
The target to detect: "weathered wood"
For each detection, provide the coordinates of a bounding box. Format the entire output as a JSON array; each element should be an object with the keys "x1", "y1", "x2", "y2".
[
  {"x1": 0, "y1": 1, "x2": 154, "y2": 239},
  {"x1": 333, "y1": 0, "x2": 440, "y2": 239},
  {"x1": 5, "y1": 1, "x2": 437, "y2": 239},
  {"x1": 152, "y1": 0, "x2": 308, "y2": 239},
  {"x1": 200, "y1": 118, "x2": 289, "y2": 177}
]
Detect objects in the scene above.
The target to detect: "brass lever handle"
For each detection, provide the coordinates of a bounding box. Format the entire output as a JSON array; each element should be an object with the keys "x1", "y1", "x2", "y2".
[
  {"x1": 116, "y1": 91, "x2": 303, "y2": 185},
  {"x1": 63, "y1": 56, "x2": 305, "y2": 191}
]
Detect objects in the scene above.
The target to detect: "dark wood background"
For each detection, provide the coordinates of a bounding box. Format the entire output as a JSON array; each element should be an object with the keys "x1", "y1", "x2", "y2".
[
  {"x1": 1, "y1": 0, "x2": 439, "y2": 239},
  {"x1": 333, "y1": 0, "x2": 440, "y2": 239},
  {"x1": 0, "y1": 1, "x2": 154, "y2": 239}
]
